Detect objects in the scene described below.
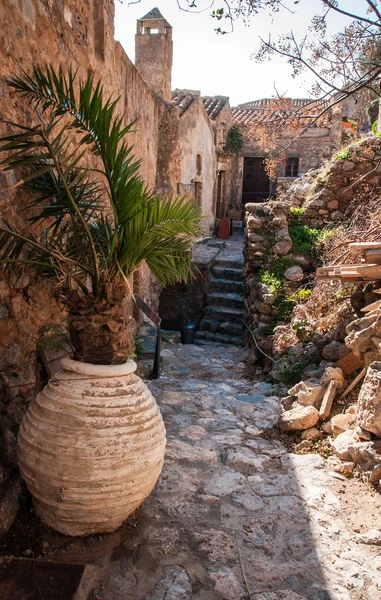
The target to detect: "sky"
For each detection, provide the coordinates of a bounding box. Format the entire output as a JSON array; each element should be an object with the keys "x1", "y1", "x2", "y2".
[{"x1": 114, "y1": 0, "x2": 366, "y2": 106}]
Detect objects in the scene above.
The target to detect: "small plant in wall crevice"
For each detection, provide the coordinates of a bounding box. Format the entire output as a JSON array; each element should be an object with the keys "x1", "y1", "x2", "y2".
[{"x1": 223, "y1": 126, "x2": 244, "y2": 155}]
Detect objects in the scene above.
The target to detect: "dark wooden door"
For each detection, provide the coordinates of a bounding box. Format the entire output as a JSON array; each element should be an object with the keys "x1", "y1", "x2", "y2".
[{"x1": 242, "y1": 157, "x2": 270, "y2": 203}]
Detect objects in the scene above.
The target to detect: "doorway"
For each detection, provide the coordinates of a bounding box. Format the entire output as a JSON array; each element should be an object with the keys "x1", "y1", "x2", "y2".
[
  {"x1": 216, "y1": 171, "x2": 226, "y2": 219},
  {"x1": 242, "y1": 157, "x2": 270, "y2": 203}
]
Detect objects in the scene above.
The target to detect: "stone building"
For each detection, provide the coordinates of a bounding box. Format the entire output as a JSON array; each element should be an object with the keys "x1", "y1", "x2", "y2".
[
  {"x1": 231, "y1": 98, "x2": 344, "y2": 204},
  {"x1": 202, "y1": 96, "x2": 234, "y2": 219},
  {"x1": 170, "y1": 90, "x2": 216, "y2": 232},
  {"x1": 135, "y1": 10, "x2": 233, "y2": 234}
]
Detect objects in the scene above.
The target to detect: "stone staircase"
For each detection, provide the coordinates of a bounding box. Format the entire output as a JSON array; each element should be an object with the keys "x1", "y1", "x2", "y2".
[{"x1": 195, "y1": 252, "x2": 245, "y2": 347}]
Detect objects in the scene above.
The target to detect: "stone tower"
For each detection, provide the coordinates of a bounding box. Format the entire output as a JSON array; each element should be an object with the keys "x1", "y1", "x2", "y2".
[{"x1": 135, "y1": 8, "x2": 173, "y2": 102}]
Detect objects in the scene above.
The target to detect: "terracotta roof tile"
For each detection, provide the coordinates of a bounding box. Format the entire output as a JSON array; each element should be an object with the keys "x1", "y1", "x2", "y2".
[
  {"x1": 171, "y1": 89, "x2": 199, "y2": 115},
  {"x1": 202, "y1": 96, "x2": 229, "y2": 120},
  {"x1": 232, "y1": 98, "x2": 332, "y2": 128}
]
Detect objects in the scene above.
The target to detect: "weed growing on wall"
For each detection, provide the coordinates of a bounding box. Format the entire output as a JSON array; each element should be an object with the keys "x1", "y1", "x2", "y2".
[
  {"x1": 289, "y1": 207, "x2": 322, "y2": 256},
  {"x1": 223, "y1": 126, "x2": 244, "y2": 155},
  {"x1": 333, "y1": 147, "x2": 350, "y2": 161},
  {"x1": 133, "y1": 336, "x2": 145, "y2": 361}
]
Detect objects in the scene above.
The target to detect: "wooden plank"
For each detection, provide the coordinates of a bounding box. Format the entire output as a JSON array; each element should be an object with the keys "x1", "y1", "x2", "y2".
[
  {"x1": 338, "y1": 368, "x2": 367, "y2": 401},
  {"x1": 364, "y1": 249, "x2": 381, "y2": 264},
  {"x1": 316, "y1": 267, "x2": 331, "y2": 275},
  {"x1": 0, "y1": 557, "x2": 84, "y2": 600},
  {"x1": 349, "y1": 242, "x2": 381, "y2": 253},
  {"x1": 373, "y1": 288, "x2": 381, "y2": 295},
  {"x1": 361, "y1": 299, "x2": 381, "y2": 313},
  {"x1": 334, "y1": 350, "x2": 364, "y2": 375},
  {"x1": 319, "y1": 379, "x2": 338, "y2": 420},
  {"x1": 356, "y1": 266, "x2": 381, "y2": 278}
]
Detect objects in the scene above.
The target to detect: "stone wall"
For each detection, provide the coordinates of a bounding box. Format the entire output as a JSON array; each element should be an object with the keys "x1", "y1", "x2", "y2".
[
  {"x1": 156, "y1": 101, "x2": 181, "y2": 197},
  {"x1": 244, "y1": 201, "x2": 294, "y2": 355},
  {"x1": 283, "y1": 135, "x2": 381, "y2": 226},
  {"x1": 178, "y1": 97, "x2": 217, "y2": 233},
  {"x1": 0, "y1": 0, "x2": 163, "y2": 533}
]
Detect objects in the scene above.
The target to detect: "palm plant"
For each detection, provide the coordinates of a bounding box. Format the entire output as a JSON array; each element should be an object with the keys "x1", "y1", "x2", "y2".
[{"x1": 0, "y1": 66, "x2": 201, "y2": 364}]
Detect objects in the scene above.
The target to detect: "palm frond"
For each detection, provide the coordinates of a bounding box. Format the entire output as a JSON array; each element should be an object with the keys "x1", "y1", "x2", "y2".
[
  {"x1": 1, "y1": 65, "x2": 202, "y2": 298},
  {"x1": 0, "y1": 222, "x2": 58, "y2": 274},
  {"x1": 116, "y1": 195, "x2": 202, "y2": 285}
]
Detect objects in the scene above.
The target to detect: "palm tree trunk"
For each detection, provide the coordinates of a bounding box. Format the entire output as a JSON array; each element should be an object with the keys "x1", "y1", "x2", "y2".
[{"x1": 67, "y1": 287, "x2": 134, "y2": 365}]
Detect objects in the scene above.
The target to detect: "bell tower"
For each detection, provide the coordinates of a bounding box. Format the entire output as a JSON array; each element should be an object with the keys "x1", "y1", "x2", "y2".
[{"x1": 135, "y1": 8, "x2": 173, "y2": 102}]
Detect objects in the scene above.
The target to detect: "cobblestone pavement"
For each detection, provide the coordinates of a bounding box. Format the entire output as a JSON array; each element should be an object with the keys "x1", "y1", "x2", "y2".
[{"x1": 100, "y1": 344, "x2": 381, "y2": 600}]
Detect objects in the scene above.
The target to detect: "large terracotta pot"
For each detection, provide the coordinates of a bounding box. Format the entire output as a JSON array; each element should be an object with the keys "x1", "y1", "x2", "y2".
[{"x1": 18, "y1": 358, "x2": 166, "y2": 536}]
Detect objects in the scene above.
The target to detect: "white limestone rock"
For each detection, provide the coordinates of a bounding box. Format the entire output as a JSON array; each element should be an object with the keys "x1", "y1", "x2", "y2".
[
  {"x1": 357, "y1": 361, "x2": 381, "y2": 437},
  {"x1": 356, "y1": 529, "x2": 381, "y2": 546},
  {"x1": 331, "y1": 429, "x2": 359, "y2": 461},
  {"x1": 320, "y1": 366, "x2": 345, "y2": 389},
  {"x1": 331, "y1": 413, "x2": 356, "y2": 438},
  {"x1": 278, "y1": 404, "x2": 319, "y2": 431},
  {"x1": 347, "y1": 440, "x2": 381, "y2": 472},
  {"x1": 288, "y1": 380, "x2": 325, "y2": 408},
  {"x1": 301, "y1": 427, "x2": 322, "y2": 441}
]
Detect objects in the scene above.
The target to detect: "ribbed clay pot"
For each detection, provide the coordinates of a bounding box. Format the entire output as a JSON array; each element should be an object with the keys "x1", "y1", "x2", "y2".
[{"x1": 18, "y1": 358, "x2": 166, "y2": 536}]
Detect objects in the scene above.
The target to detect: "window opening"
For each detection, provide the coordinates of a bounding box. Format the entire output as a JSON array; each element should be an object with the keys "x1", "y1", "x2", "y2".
[
  {"x1": 194, "y1": 182, "x2": 203, "y2": 207},
  {"x1": 196, "y1": 154, "x2": 202, "y2": 176},
  {"x1": 286, "y1": 157, "x2": 299, "y2": 177}
]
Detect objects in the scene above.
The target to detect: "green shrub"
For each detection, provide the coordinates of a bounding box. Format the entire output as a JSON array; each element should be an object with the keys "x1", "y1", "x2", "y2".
[
  {"x1": 292, "y1": 319, "x2": 309, "y2": 331},
  {"x1": 289, "y1": 223, "x2": 320, "y2": 256},
  {"x1": 269, "y1": 256, "x2": 296, "y2": 279},
  {"x1": 134, "y1": 336, "x2": 145, "y2": 361},
  {"x1": 258, "y1": 269, "x2": 282, "y2": 295},
  {"x1": 276, "y1": 359, "x2": 306, "y2": 385},
  {"x1": 333, "y1": 147, "x2": 350, "y2": 161},
  {"x1": 289, "y1": 208, "x2": 322, "y2": 256},
  {"x1": 289, "y1": 207, "x2": 305, "y2": 217}
]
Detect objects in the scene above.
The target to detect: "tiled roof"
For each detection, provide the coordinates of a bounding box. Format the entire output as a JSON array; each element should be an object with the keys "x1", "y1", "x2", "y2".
[
  {"x1": 139, "y1": 7, "x2": 166, "y2": 21},
  {"x1": 202, "y1": 96, "x2": 229, "y2": 120},
  {"x1": 232, "y1": 98, "x2": 332, "y2": 128},
  {"x1": 171, "y1": 89, "x2": 200, "y2": 115},
  {"x1": 239, "y1": 98, "x2": 312, "y2": 109}
]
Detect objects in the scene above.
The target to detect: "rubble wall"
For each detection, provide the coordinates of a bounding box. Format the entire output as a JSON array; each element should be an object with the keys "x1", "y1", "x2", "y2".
[
  {"x1": 283, "y1": 136, "x2": 381, "y2": 226},
  {"x1": 244, "y1": 135, "x2": 381, "y2": 345},
  {"x1": 0, "y1": 0, "x2": 161, "y2": 532}
]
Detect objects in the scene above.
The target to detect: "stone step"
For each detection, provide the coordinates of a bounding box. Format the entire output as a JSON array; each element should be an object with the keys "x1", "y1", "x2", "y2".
[
  {"x1": 194, "y1": 330, "x2": 243, "y2": 346},
  {"x1": 214, "y1": 257, "x2": 244, "y2": 270},
  {"x1": 212, "y1": 266, "x2": 243, "y2": 281},
  {"x1": 204, "y1": 305, "x2": 244, "y2": 323},
  {"x1": 210, "y1": 277, "x2": 244, "y2": 294},
  {"x1": 199, "y1": 318, "x2": 244, "y2": 337},
  {"x1": 206, "y1": 291, "x2": 243, "y2": 308}
]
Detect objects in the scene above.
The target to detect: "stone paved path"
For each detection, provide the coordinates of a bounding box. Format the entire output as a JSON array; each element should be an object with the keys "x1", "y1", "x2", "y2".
[{"x1": 101, "y1": 344, "x2": 381, "y2": 600}]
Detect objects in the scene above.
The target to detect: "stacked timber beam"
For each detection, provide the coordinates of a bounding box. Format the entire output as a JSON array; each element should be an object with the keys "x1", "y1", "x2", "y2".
[{"x1": 317, "y1": 242, "x2": 381, "y2": 283}]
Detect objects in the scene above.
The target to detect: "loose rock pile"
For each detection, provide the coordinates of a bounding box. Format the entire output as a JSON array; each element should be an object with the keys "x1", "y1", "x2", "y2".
[{"x1": 278, "y1": 306, "x2": 381, "y2": 486}]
